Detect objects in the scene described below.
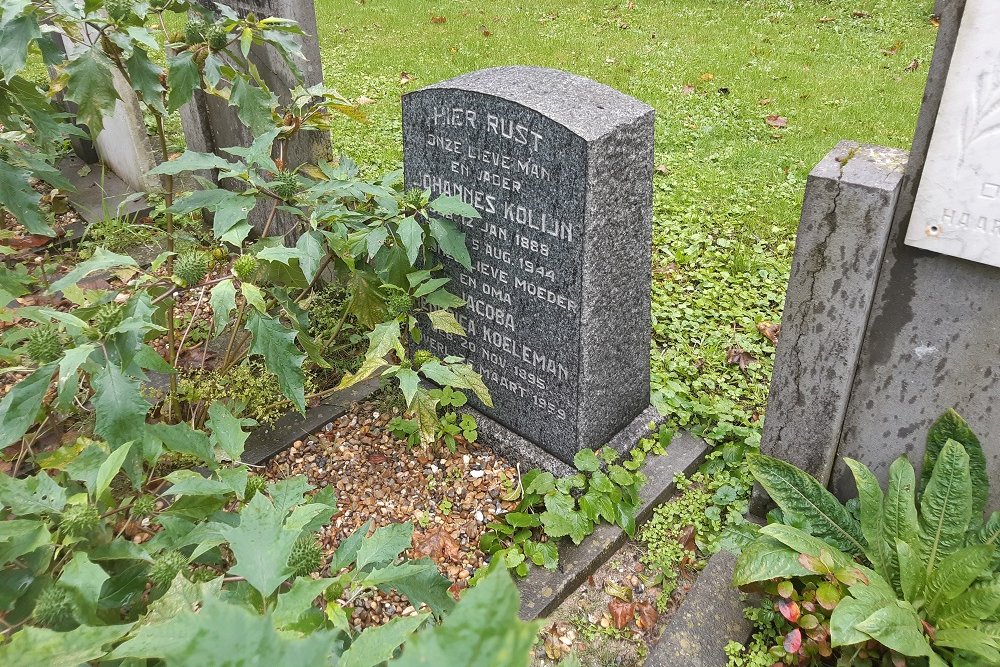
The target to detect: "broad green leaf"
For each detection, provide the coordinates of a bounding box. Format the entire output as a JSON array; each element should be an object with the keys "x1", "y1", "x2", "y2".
[
  {"x1": 390, "y1": 567, "x2": 538, "y2": 667},
  {"x1": 49, "y1": 248, "x2": 138, "y2": 293},
  {"x1": 147, "y1": 422, "x2": 215, "y2": 465},
  {"x1": 759, "y1": 524, "x2": 871, "y2": 576},
  {"x1": 397, "y1": 215, "x2": 424, "y2": 264},
  {"x1": 246, "y1": 311, "x2": 306, "y2": 413},
  {"x1": 150, "y1": 151, "x2": 242, "y2": 177},
  {"x1": 365, "y1": 560, "x2": 455, "y2": 616},
  {"x1": 162, "y1": 470, "x2": 232, "y2": 497},
  {"x1": 0, "y1": 624, "x2": 132, "y2": 667},
  {"x1": 329, "y1": 520, "x2": 372, "y2": 572},
  {"x1": 206, "y1": 402, "x2": 251, "y2": 461},
  {"x1": 428, "y1": 195, "x2": 481, "y2": 219},
  {"x1": 56, "y1": 344, "x2": 96, "y2": 410},
  {"x1": 523, "y1": 540, "x2": 559, "y2": 570},
  {"x1": 923, "y1": 545, "x2": 995, "y2": 618},
  {"x1": 414, "y1": 390, "x2": 439, "y2": 449},
  {"x1": 124, "y1": 47, "x2": 165, "y2": 114},
  {"x1": 230, "y1": 76, "x2": 276, "y2": 135},
  {"x1": 356, "y1": 523, "x2": 412, "y2": 571},
  {"x1": 882, "y1": 456, "x2": 920, "y2": 592},
  {"x1": 93, "y1": 365, "x2": 149, "y2": 448},
  {"x1": 65, "y1": 48, "x2": 120, "y2": 137},
  {"x1": 0, "y1": 14, "x2": 39, "y2": 83},
  {"x1": 540, "y1": 493, "x2": 592, "y2": 545},
  {"x1": 919, "y1": 440, "x2": 973, "y2": 575},
  {"x1": 241, "y1": 282, "x2": 267, "y2": 313},
  {"x1": 830, "y1": 594, "x2": 888, "y2": 648},
  {"x1": 166, "y1": 50, "x2": 200, "y2": 112},
  {"x1": 218, "y1": 493, "x2": 298, "y2": 598},
  {"x1": 748, "y1": 453, "x2": 865, "y2": 556},
  {"x1": 111, "y1": 596, "x2": 334, "y2": 664},
  {"x1": 428, "y1": 216, "x2": 472, "y2": 269},
  {"x1": 922, "y1": 409, "x2": 987, "y2": 523},
  {"x1": 0, "y1": 158, "x2": 49, "y2": 234},
  {"x1": 445, "y1": 363, "x2": 493, "y2": 407},
  {"x1": 424, "y1": 288, "x2": 465, "y2": 309},
  {"x1": 731, "y1": 536, "x2": 812, "y2": 586},
  {"x1": 426, "y1": 308, "x2": 466, "y2": 336},
  {"x1": 934, "y1": 628, "x2": 1000, "y2": 664},
  {"x1": 209, "y1": 279, "x2": 237, "y2": 337},
  {"x1": 59, "y1": 552, "x2": 108, "y2": 621},
  {"x1": 0, "y1": 364, "x2": 54, "y2": 448},
  {"x1": 844, "y1": 458, "x2": 885, "y2": 573},
  {"x1": 273, "y1": 577, "x2": 334, "y2": 629},
  {"x1": 341, "y1": 613, "x2": 428, "y2": 667},
  {"x1": 936, "y1": 580, "x2": 1000, "y2": 630},
  {"x1": 853, "y1": 601, "x2": 942, "y2": 664},
  {"x1": 395, "y1": 368, "x2": 420, "y2": 408},
  {"x1": 94, "y1": 442, "x2": 132, "y2": 500},
  {"x1": 338, "y1": 321, "x2": 402, "y2": 389},
  {"x1": 896, "y1": 539, "x2": 925, "y2": 605},
  {"x1": 573, "y1": 449, "x2": 601, "y2": 473},
  {"x1": 0, "y1": 519, "x2": 50, "y2": 563}
]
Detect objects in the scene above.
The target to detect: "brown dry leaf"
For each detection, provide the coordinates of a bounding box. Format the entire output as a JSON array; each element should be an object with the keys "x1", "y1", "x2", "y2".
[
  {"x1": 765, "y1": 115, "x2": 788, "y2": 128},
  {"x1": 678, "y1": 524, "x2": 697, "y2": 553},
  {"x1": 431, "y1": 15, "x2": 446, "y2": 24},
  {"x1": 399, "y1": 71, "x2": 415, "y2": 86},
  {"x1": 905, "y1": 58, "x2": 921, "y2": 72},
  {"x1": 681, "y1": 84, "x2": 696, "y2": 95},
  {"x1": 851, "y1": 10, "x2": 870, "y2": 18},
  {"x1": 930, "y1": 16, "x2": 941, "y2": 27},
  {"x1": 726, "y1": 346, "x2": 758, "y2": 371},
  {"x1": 9, "y1": 235, "x2": 50, "y2": 250},
  {"x1": 758, "y1": 97, "x2": 772, "y2": 106},
  {"x1": 414, "y1": 526, "x2": 462, "y2": 562},
  {"x1": 608, "y1": 599, "x2": 635, "y2": 630},
  {"x1": 635, "y1": 601, "x2": 658, "y2": 630},
  {"x1": 604, "y1": 579, "x2": 633, "y2": 601},
  {"x1": 481, "y1": 28, "x2": 492, "y2": 37},
  {"x1": 699, "y1": 72, "x2": 715, "y2": 81},
  {"x1": 756, "y1": 321, "x2": 781, "y2": 344},
  {"x1": 655, "y1": 164, "x2": 669, "y2": 176},
  {"x1": 356, "y1": 95, "x2": 376, "y2": 105},
  {"x1": 367, "y1": 453, "x2": 388, "y2": 465},
  {"x1": 817, "y1": 16, "x2": 835, "y2": 23},
  {"x1": 882, "y1": 41, "x2": 902, "y2": 56}
]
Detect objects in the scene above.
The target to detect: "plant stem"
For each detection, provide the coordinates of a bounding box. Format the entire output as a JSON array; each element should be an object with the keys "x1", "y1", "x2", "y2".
[
  {"x1": 155, "y1": 112, "x2": 177, "y2": 422},
  {"x1": 174, "y1": 286, "x2": 208, "y2": 366}
]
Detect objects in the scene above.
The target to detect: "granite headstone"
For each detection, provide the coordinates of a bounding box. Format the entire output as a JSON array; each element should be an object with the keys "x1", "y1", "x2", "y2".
[{"x1": 402, "y1": 66, "x2": 654, "y2": 464}]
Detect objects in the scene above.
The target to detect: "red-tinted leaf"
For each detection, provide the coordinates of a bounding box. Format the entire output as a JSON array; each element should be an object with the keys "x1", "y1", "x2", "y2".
[
  {"x1": 608, "y1": 599, "x2": 635, "y2": 630},
  {"x1": 636, "y1": 601, "x2": 658, "y2": 630},
  {"x1": 783, "y1": 628, "x2": 802, "y2": 654},
  {"x1": 765, "y1": 115, "x2": 788, "y2": 128},
  {"x1": 414, "y1": 526, "x2": 462, "y2": 562},
  {"x1": 778, "y1": 598, "x2": 800, "y2": 623},
  {"x1": 798, "y1": 552, "x2": 827, "y2": 574},
  {"x1": 776, "y1": 581, "x2": 794, "y2": 599}
]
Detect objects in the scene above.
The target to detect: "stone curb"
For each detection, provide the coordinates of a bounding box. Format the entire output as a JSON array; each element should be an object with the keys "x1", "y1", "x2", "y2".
[
  {"x1": 516, "y1": 432, "x2": 709, "y2": 621},
  {"x1": 644, "y1": 550, "x2": 755, "y2": 667}
]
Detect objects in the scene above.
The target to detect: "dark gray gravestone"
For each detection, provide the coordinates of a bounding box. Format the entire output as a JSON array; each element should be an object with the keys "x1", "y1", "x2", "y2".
[
  {"x1": 402, "y1": 67, "x2": 655, "y2": 464},
  {"x1": 179, "y1": 0, "x2": 328, "y2": 237}
]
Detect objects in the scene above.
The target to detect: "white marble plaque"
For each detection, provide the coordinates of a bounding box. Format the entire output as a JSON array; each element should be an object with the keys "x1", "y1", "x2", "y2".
[{"x1": 905, "y1": 0, "x2": 1000, "y2": 267}]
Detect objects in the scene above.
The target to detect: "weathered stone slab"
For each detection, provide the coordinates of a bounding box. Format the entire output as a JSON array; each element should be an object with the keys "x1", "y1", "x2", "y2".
[
  {"x1": 645, "y1": 551, "x2": 753, "y2": 667},
  {"x1": 759, "y1": 142, "x2": 906, "y2": 486},
  {"x1": 402, "y1": 66, "x2": 654, "y2": 464},
  {"x1": 516, "y1": 432, "x2": 708, "y2": 620},
  {"x1": 57, "y1": 155, "x2": 152, "y2": 230},
  {"x1": 905, "y1": 0, "x2": 1000, "y2": 267}
]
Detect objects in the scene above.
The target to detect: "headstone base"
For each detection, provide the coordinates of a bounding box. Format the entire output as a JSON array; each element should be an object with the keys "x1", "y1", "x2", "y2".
[{"x1": 465, "y1": 404, "x2": 661, "y2": 478}]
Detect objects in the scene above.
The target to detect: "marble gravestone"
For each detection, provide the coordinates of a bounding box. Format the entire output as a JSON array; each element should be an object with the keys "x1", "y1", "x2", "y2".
[
  {"x1": 402, "y1": 66, "x2": 655, "y2": 465},
  {"x1": 904, "y1": 0, "x2": 1000, "y2": 267},
  {"x1": 179, "y1": 0, "x2": 328, "y2": 237}
]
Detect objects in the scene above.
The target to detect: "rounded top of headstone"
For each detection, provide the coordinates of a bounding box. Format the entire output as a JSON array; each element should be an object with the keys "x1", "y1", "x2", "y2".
[{"x1": 406, "y1": 66, "x2": 653, "y2": 142}]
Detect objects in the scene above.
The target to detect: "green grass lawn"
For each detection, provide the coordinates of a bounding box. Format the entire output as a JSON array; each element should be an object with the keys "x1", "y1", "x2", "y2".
[{"x1": 315, "y1": 0, "x2": 938, "y2": 426}]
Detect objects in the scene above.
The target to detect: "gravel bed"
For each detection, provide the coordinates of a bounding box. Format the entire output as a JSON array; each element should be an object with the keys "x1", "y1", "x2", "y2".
[{"x1": 265, "y1": 399, "x2": 520, "y2": 629}]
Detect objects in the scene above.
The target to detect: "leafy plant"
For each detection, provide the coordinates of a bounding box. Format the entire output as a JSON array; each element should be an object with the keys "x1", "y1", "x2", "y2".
[
  {"x1": 481, "y1": 446, "x2": 645, "y2": 577},
  {"x1": 733, "y1": 410, "x2": 1000, "y2": 666}
]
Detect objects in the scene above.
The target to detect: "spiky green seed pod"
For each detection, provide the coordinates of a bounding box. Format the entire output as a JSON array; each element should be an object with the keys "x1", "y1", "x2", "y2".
[
  {"x1": 207, "y1": 25, "x2": 229, "y2": 51},
  {"x1": 232, "y1": 255, "x2": 258, "y2": 283},
  {"x1": 184, "y1": 19, "x2": 207, "y2": 45},
  {"x1": 149, "y1": 550, "x2": 188, "y2": 588},
  {"x1": 244, "y1": 474, "x2": 267, "y2": 502},
  {"x1": 60, "y1": 504, "x2": 101, "y2": 537},
  {"x1": 32, "y1": 585, "x2": 77, "y2": 630},
  {"x1": 287, "y1": 535, "x2": 323, "y2": 577},
  {"x1": 402, "y1": 188, "x2": 427, "y2": 212},
  {"x1": 386, "y1": 293, "x2": 414, "y2": 319},
  {"x1": 92, "y1": 302, "x2": 124, "y2": 334},
  {"x1": 24, "y1": 325, "x2": 62, "y2": 363},
  {"x1": 0, "y1": 145, "x2": 10, "y2": 161},
  {"x1": 106, "y1": 0, "x2": 132, "y2": 22},
  {"x1": 412, "y1": 350, "x2": 434, "y2": 369},
  {"x1": 187, "y1": 566, "x2": 218, "y2": 583},
  {"x1": 173, "y1": 251, "x2": 210, "y2": 287},
  {"x1": 271, "y1": 171, "x2": 300, "y2": 201},
  {"x1": 132, "y1": 495, "x2": 156, "y2": 518}
]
